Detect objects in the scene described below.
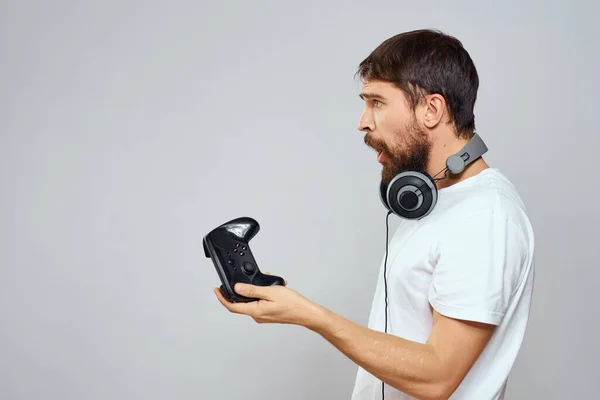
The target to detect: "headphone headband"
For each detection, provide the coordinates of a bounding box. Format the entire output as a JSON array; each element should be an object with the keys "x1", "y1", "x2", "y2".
[{"x1": 445, "y1": 132, "x2": 488, "y2": 174}]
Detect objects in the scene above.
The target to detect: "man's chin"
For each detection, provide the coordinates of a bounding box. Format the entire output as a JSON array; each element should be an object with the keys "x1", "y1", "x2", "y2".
[{"x1": 381, "y1": 166, "x2": 396, "y2": 186}]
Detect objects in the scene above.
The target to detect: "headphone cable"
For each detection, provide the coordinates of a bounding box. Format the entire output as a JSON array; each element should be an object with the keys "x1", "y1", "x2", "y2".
[
  {"x1": 413, "y1": 167, "x2": 449, "y2": 198},
  {"x1": 382, "y1": 210, "x2": 392, "y2": 399}
]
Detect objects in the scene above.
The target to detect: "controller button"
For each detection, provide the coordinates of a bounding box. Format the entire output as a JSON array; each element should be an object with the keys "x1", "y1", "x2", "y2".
[
  {"x1": 239, "y1": 252, "x2": 245, "y2": 256},
  {"x1": 242, "y1": 246, "x2": 247, "y2": 250},
  {"x1": 233, "y1": 248, "x2": 237, "y2": 252},
  {"x1": 242, "y1": 261, "x2": 256, "y2": 275},
  {"x1": 235, "y1": 243, "x2": 240, "y2": 247},
  {"x1": 227, "y1": 259, "x2": 234, "y2": 265}
]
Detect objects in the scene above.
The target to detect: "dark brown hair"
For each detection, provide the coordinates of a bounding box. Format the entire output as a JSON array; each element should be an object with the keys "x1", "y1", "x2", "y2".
[{"x1": 356, "y1": 29, "x2": 479, "y2": 138}]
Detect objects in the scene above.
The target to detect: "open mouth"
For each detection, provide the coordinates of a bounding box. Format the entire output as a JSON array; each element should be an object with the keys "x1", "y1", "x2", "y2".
[{"x1": 365, "y1": 140, "x2": 385, "y2": 164}]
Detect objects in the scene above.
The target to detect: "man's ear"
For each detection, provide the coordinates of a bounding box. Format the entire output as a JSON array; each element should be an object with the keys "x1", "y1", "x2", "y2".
[{"x1": 422, "y1": 94, "x2": 446, "y2": 129}]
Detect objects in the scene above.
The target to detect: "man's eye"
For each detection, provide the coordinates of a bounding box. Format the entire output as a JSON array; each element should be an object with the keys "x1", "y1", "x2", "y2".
[{"x1": 373, "y1": 100, "x2": 382, "y2": 107}]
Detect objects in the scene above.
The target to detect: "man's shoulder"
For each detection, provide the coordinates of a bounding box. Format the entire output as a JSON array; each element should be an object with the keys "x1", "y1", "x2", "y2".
[
  {"x1": 431, "y1": 168, "x2": 533, "y2": 235},
  {"x1": 439, "y1": 168, "x2": 526, "y2": 211}
]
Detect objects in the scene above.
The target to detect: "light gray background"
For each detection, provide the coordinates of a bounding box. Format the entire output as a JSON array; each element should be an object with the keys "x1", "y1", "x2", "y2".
[{"x1": 1, "y1": 1, "x2": 598, "y2": 399}]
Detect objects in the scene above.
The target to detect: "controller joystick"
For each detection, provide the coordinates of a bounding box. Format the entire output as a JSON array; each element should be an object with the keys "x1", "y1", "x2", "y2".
[{"x1": 203, "y1": 216, "x2": 285, "y2": 302}]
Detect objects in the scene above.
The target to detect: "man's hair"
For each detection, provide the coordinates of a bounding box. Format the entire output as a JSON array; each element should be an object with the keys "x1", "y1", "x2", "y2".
[{"x1": 356, "y1": 29, "x2": 479, "y2": 138}]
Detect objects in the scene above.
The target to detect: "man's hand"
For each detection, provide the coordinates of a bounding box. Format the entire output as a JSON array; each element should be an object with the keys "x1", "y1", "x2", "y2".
[{"x1": 214, "y1": 277, "x2": 325, "y2": 328}]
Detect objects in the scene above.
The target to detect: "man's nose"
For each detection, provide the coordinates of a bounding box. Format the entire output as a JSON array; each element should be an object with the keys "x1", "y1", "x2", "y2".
[{"x1": 358, "y1": 109, "x2": 374, "y2": 132}]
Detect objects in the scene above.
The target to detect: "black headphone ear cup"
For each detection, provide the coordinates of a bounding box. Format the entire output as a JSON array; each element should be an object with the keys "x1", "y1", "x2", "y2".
[{"x1": 386, "y1": 171, "x2": 438, "y2": 219}]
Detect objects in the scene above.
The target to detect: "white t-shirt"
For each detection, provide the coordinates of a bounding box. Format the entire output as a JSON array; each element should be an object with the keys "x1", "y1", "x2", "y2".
[{"x1": 351, "y1": 167, "x2": 535, "y2": 400}]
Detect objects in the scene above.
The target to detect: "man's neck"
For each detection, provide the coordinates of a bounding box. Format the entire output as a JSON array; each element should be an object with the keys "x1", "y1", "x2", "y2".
[{"x1": 427, "y1": 136, "x2": 490, "y2": 190}]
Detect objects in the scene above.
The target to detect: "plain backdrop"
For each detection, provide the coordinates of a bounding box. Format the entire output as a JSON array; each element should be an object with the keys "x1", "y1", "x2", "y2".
[{"x1": 1, "y1": 0, "x2": 598, "y2": 399}]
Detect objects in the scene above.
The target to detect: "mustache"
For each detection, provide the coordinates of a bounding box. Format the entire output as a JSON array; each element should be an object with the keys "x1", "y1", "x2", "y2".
[{"x1": 364, "y1": 133, "x2": 387, "y2": 153}]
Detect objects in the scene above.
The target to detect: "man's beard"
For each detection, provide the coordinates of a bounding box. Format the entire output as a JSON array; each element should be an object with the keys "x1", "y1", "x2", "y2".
[{"x1": 364, "y1": 118, "x2": 432, "y2": 185}]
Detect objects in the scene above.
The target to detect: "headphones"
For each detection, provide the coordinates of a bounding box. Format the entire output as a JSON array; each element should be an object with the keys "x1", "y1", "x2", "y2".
[{"x1": 379, "y1": 132, "x2": 489, "y2": 220}]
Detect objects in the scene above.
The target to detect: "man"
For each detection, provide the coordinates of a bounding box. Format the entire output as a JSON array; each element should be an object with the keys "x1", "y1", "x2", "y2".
[{"x1": 214, "y1": 29, "x2": 535, "y2": 400}]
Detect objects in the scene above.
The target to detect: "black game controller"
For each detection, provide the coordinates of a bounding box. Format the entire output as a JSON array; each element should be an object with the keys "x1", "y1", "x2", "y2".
[{"x1": 203, "y1": 216, "x2": 285, "y2": 302}]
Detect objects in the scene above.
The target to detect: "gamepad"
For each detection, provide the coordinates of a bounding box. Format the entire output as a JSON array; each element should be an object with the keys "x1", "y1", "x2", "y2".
[{"x1": 203, "y1": 216, "x2": 285, "y2": 302}]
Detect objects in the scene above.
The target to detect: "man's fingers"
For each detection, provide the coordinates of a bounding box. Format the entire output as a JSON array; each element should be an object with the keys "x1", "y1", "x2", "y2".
[
  {"x1": 234, "y1": 283, "x2": 274, "y2": 300},
  {"x1": 214, "y1": 287, "x2": 256, "y2": 315}
]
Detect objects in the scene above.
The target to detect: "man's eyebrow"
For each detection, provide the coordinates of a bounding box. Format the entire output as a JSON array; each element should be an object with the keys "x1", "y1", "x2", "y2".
[{"x1": 359, "y1": 92, "x2": 386, "y2": 100}]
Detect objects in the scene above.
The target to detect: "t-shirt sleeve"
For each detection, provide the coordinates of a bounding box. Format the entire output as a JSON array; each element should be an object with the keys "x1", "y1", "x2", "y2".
[{"x1": 427, "y1": 211, "x2": 527, "y2": 325}]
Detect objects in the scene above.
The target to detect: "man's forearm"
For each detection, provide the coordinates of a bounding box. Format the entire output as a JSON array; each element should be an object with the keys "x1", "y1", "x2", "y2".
[{"x1": 305, "y1": 306, "x2": 449, "y2": 400}]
